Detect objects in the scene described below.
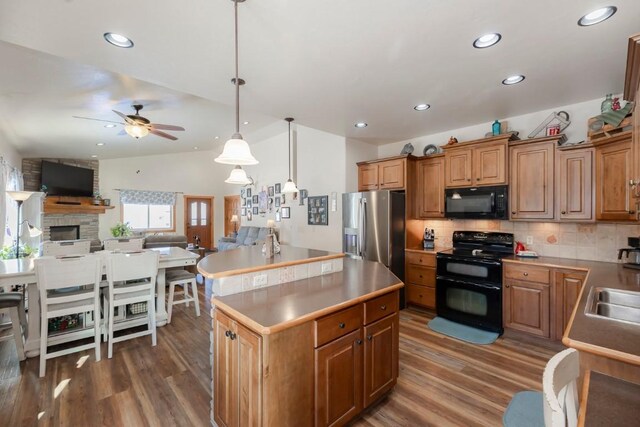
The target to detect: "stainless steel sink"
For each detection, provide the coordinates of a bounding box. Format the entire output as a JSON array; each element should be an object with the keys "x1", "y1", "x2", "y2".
[{"x1": 585, "y1": 287, "x2": 640, "y2": 325}]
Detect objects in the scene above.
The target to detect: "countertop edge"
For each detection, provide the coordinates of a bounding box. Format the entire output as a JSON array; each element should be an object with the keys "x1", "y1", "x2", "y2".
[
  {"x1": 502, "y1": 257, "x2": 591, "y2": 271},
  {"x1": 198, "y1": 252, "x2": 345, "y2": 279},
  {"x1": 212, "y1": 281, "x2": 404, "y2": 335}
]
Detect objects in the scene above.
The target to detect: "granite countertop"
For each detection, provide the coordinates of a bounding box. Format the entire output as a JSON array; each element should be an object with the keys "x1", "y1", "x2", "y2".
[
  {"x1": 582, "y1": 371, "x2": 640, "y2": 426},
  {"x1": 504, "y1": 256, "x2": 640, "y2": 366},
  {"x1": 197, "y1": 244, "x2": 344, "y2": 279},
  {"x1": 212, "y1": 258, "x2": 403, "y2": 335}
]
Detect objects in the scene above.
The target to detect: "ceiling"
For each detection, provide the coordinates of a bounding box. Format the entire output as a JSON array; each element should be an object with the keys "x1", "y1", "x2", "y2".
[{"x1": 0, "y1": 0, "x2": 638, "y2": 159}]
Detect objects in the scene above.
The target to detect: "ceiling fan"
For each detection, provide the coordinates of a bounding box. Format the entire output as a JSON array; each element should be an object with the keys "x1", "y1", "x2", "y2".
[{"x1": 73, "y1": 104, "x2": 185, "y2": 141}]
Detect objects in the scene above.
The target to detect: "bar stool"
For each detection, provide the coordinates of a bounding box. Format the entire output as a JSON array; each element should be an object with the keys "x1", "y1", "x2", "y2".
[
  {"x1": 0, "y1": 292, "x2": 27, "y2": 361},
  {"x1": 166, "y1": 270, "x2": 200, "y2": 323}
]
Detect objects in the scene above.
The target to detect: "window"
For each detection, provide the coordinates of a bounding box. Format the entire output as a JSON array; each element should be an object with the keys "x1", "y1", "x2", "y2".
[{"x1": 122, "y1": 203, "x2": 174, "y2": 231}]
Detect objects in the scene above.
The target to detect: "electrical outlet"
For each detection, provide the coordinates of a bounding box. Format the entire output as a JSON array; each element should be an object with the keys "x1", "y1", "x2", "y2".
[
  {"x1": 253, "y1": 274, "x2": 268, "y2": 287},
  {"x1": 321, "y1": 262, "x2": 333, "y2": 274},
  {"x1": 526, "y1": 236, "x2": 533, "y2": 245}
]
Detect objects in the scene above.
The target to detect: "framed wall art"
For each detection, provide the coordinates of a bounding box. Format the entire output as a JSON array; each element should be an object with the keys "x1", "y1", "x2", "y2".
[
  {"x1": 241, "y1": 207, "x2": 246, "y2": 216},
  {"x1": 246, "y1": 188, "x2": 252, "y2": 198},
  {"x1": 275, "y1": 183, "x2": 281, "y2": 194},
  {"x1": 308, "y1": 195, "x2": 328, "y2": 225},
  {"x1": 253, "y1": 206, "x2": 258, "y2": 215},
  {"x1": 275, "y1": 196, "x2": 281, "y2": 207},
  {"x1": 281, "y1": 206, "x2": 290, "y2": 219}
]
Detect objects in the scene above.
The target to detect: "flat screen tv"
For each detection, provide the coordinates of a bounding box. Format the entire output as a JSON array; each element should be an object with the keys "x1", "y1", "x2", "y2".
[{"x1": 41, "y1": 161, "x2": 94, "y2": 197}]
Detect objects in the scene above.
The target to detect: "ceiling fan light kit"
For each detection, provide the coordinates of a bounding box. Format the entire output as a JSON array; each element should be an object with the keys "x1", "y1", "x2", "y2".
[
  {"x1": 125, "y1": 124, "x2": 149, "y2": 139},
  {"x1": 215, "y1": 0, "x2": 259, "y2": 168}
]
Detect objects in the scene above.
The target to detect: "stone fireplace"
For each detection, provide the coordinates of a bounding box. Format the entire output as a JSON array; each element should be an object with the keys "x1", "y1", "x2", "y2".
[{"x1": 49, "y1": 225, "x2": 80, "y2": 241}]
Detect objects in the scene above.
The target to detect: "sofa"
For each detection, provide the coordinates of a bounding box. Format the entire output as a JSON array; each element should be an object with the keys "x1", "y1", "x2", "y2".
[
  {"x1": 218, "y1": 226, "x2": 276, "y2": 251},
  {"x1": 143, "y1": 234, "x2": 188, "y2": 249}
]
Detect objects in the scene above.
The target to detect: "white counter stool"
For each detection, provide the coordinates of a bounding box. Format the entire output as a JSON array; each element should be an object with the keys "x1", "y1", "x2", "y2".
[
  {"x1": 35, "y1": 255, "x2": 103, "y2": 377},
  {"x1": 543, "y1": 348, "x2": 580, "y2": 427},
  {"x1": 166, "y1": 269, "x2": 200, "y2": 323},
  {"x1": 103, "y1": 238, "x2": 144, "y2": 251},
  {"x1": 104, "y1": 251, "x2": 159, "y2": 359},
  {"x1": 0, "y1": 292, "x2": 27, "y2": 361}
]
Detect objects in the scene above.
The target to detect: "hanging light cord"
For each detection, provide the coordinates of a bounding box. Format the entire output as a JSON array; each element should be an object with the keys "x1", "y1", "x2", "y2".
[
  {"x1": 288, "y1": 120, "x2": 292, "y2": 179},
  {"x1": 234, "y1": 0, "x2": 240, "y2": 135}
]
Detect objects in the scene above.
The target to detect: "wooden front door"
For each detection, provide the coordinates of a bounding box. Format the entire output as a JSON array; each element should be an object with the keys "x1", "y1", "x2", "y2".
[
  {"x1": 224, "y1": 195, "x2": 241, "y2": 237},
  {"x1": 184, "y1": 196, "x2": 214, "y2": 250}
]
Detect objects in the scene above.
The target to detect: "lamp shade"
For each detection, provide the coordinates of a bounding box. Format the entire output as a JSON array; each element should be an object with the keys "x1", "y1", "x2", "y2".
[
  {"x1": 125, "y1": 124, "x2": 149, "y2": 139},
  {"x1": 7, "y1": 191, "x2": 35, "y2": 202},
  {"x1": 230, "y1": 215, "x2": 239, "y2": 223},
  {"x1": 224, "y1": 166, "x2": 253, "y2": 185},
  {"x1": 215, "y1": 135, "x2": 258, "y2": 165},
  {"x1": 266, "y1": 220, "x2": 275, "y2": 228},
  {"x1": 282, "y1": 179, "x2": 299, "y2": 194},
  {"x1": 28, "y1": 223, "x2": 42, "y2": 237}
]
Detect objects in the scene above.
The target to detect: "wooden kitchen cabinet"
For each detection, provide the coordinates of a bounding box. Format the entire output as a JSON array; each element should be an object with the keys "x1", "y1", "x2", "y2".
[
  {"x1": 214, "y1": 310, "x2": 262, "y2": 427},
  {"x1": 473, "y1": 142, "x2": 507, "y2": 186},
  {"x1": 554, "y1": 270, "x2": 587, "y2": 340},
  {"x1": 363, "y1": 314, "x2": 398, "y2": 407},
  {"x1": 445, "y1": 148, "x2": 472, "y2": 187},
  {"x1": 357, "y1": 156, "x2": 413, "y2": 191},
  {"x1": 509, "y1": 136, "x2": 559, "y2": 220},
  {"x1": 416, "y1": 155, "x2": 445, "y2": 218},
  {"x1": 405, "y1": 251, "x2": 436, "y2": 309},
  {"x1": 594, "y1": 132, "x2": 636, "y2": 221},
  {"x1": 557, "y1": 146, "x2": 594, "y2": 221},
  {"x1": 503, "y1": 279, "x2": 551, "y2": 338}
]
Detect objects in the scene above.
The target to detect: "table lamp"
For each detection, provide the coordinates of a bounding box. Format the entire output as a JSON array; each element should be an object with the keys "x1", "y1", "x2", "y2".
[
  {"x1": 6, "y1": 191, "x2": 42, "y2": 258},
  {"x1": 230, "y1": 214, "x2": 239, "y2": 235}
]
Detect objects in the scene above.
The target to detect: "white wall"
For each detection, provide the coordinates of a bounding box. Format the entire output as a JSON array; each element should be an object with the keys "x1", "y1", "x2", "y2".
[
  {"x1": 0, "y1": 137, "x2": 21, "y2": 170},
  {"x1": 377, "y1": 97, "x2": 606, "y2": 157},
  {"x1": 345, "y1": 138, "x2": 378, "y2": 193}
]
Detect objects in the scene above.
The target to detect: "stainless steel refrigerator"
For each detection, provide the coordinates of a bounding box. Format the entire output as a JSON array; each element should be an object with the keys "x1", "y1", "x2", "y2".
[{"x1": 342, "y1": 191, "x2": 405, "y2": 303}]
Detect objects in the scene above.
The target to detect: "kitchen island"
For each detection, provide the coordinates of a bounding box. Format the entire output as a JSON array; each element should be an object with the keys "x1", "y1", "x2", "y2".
[{"x1": 204, "y1": 251, "x2": 403, "y2": 427}]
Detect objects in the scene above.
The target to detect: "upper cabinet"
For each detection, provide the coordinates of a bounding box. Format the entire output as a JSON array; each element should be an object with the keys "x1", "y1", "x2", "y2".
[
  {"x1": 357, "y1": 155, "x2": 413, "y2": 192},
  {"x1": 594, "y1": 132, "x2": 636, "y2": 221},
  {"x1": 509, "y1": 136, "x2": 560, "y2": 220},
  {"x1": 416, "y1": 155, "x2": 445, "y2": 218},
  {"x1": 557, "y1": 146, "x2": 594, "y2": 221},
  {"x1": 443, "y1": 134, "x2": 514, "y2": 188}
]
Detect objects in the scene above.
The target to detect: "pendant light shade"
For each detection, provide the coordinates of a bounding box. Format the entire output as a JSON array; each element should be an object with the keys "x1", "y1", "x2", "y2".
[
  {"x1": 125, "y1": 124, "x2": 149, "y2": 139},
  {"x1": 215, "y1": 0, "x2": 258, "y2": 166},
  {"x1": 282, "y1": 117, "x2": 299, "y2": 194},
  {"x1": 225, "y1": 165, "x2": 253, "y2": 185}
]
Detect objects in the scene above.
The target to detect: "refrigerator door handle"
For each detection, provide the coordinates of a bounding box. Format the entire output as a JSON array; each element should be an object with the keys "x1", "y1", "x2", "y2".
[
  {"x1": 357, "y1": 198, "x2": 363, "y2": 257},
  {"x1": 362, "y1": 198, "x2": 367, "y2": 258}
]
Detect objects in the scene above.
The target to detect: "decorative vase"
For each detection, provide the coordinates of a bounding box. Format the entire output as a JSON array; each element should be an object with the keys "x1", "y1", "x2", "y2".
[
  {"x1": 492, "y1": 120, "x2": 501, "y2": 136},
  {"x1": 601, "y1": 94, "x2": 613, "y2": 113}
]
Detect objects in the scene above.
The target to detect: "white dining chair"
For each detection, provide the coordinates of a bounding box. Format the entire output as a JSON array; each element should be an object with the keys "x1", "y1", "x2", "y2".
[
  {"x1": 103, "y1": 238, "x2": 145, "y2": 252},
  {"x1": 543, "y1": 348, "x2": 580, "y2": 427},
  {"x1": 103, "y1": 251, "x2": 159, "y2": 359},
  {"x1": 35, "y1": 254, "x2": 103, "y2": 377},
  {"x1": 0, "y1": 292, "x2": 27, "y2": 361},
  {"x1": 42, "y1": 239, "x2": 91, "y2": 256},
  {"x1": 166, "y1": 269, "x2": 200, "y2": 323}
]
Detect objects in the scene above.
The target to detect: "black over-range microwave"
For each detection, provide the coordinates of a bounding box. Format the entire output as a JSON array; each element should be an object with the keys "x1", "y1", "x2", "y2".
[{"x1": 444, "y1": 185, "x2": 508, "y2": 220}]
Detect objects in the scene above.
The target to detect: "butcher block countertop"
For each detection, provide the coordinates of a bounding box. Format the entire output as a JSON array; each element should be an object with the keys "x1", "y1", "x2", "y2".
[
  {"x1": 197, "y1": 244, "x2": 344, "y2": 279},
  {"x1": 503, "y1": 256, "x2": 640, "y2": 366},
  {"x1": 212, "y1": 258, "x2": 403, "y2": 335}
]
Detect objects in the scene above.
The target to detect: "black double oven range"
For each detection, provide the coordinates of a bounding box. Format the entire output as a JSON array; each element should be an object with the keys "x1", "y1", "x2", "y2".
[{"x1": 436, "y1": 231, "x2": 514, "y2": 334}]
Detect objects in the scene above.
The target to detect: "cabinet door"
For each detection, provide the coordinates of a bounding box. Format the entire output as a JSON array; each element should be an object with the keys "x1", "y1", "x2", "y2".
[
  {"x1": 554, "y1": 271, "x2": 586, "y2": 340},
  {"x1": 510, "y1": 142, "x2": 555, "y2": 220},
  {"x1": 417, "y1": 156, "x2": 445, "y2": 218},
  {"x1": 473, "y1": 143, "x2": 507, "y2": 186},
  {"x1": 504, "y1": 280, "x2": 550, "y2": 338},
  {"x1": 214, "y1": 311, "x2": 237, "y2": 427},
  {"x1": 595, "y1": 138, "x2": 635, "y2": 221},
  {"x1": 358, "y1": 164, "x2": 379, "y2": 191},
  {"x1": 558, "y1": 149, "x2": 593, "y2": 221},
  {"x1": 406, "y1": 284, "x2": 435, "y2": 309},
  {"x1": 445, "y1": 149, "x2": 472, "y2": 188},
  {"x1": 315, "y1": 329, "x2": 363, "y2": 427},
  {"x1": 364, "y1": 314, "x2": 398, "y2": 407},
  {"x1": 236, "y1": 323, "x2": 262, "y2": 427},
  {"x1": 378, "y1": 159, "x2": 405, "y2": 190}
]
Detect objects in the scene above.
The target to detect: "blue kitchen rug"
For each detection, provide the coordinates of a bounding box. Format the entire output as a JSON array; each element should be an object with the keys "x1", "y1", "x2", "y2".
[{"x1": 427, "y1": 317, "x2": 499, "y2": 345}]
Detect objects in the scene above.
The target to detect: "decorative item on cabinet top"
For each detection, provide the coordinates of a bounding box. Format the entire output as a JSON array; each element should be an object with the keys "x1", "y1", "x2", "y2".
[
  {"x1": 528, "y1": 111, "x2": 570, "y2": 139},
  {"x1": 400, "y1": 142, "x2": 414, "y2": 155},
  {"x1": 423, "y1": 144, "x2": 441, "y2": 156}
]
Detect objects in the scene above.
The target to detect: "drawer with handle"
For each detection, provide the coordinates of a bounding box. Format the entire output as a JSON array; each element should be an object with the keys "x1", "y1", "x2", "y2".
[
  {"x1": 504, "y1": 263, "x2": 550, "y2": 284},
  {"x1": 314, "y1": 304, "x2": 362, "y2": 347},
  {"x1": 407, "y1": 265, "x2": 436, "y2": 287},
  {"x1": 364, "y1": 290, "x2": 398, "y2": 325},
  {"x1": 406, "y1": 251, "x2": 436, "y2": 267},
  {"x1": 406, "y1": 284, "x2": 435, "y2": 309}
]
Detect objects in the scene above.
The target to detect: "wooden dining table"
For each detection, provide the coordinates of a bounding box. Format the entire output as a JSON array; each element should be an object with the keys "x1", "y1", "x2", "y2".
[{"x1": 0, "y1": 246, "x2": 199, "y2": 358}]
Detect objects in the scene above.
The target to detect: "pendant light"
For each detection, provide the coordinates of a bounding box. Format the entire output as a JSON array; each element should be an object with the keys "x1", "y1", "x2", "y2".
[
  {"x1": 282, "y1": 117, "x2": 299, "y2": 194},
  {"x1": 225, "y1": 165, "x2": 254, "y2": 185},
  {"x1": 215, "y1": 0, "x2": 258, "y2": 166}
]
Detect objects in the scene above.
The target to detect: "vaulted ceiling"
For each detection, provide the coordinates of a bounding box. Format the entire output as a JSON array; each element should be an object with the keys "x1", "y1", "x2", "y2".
[{"x1": 0, "y1": 0, "x2": 638, "y2": 159}]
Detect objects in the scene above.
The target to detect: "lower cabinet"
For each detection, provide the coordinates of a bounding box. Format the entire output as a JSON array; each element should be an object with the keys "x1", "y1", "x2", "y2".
[
  {"x1": 405, "y1": 251, "x2": 436, "y2": 310},
  {"x1": 503, "y1": 279, "x2": 550, "y2": 338},
  {"x1": 363, "y1": 314, "x2": 399, "y2": 407},
  {"x1": 554, "y1": 270, "x2": 586, "y2": 340}
]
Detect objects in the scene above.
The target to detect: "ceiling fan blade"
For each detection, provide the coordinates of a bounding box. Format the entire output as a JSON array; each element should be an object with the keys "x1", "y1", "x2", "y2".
[
  {"x1": 112, "y1": 109, "x2": 136, "y2": 125},
  {"x1": 149, "y1": 128, "x2": 178, "y2": 141},
  {"x1": 72, "y1": 116, "x2": 123, "y2": 124},
  {"x1": 149, "y1": 123, "x2": 185, "y2": 131}
]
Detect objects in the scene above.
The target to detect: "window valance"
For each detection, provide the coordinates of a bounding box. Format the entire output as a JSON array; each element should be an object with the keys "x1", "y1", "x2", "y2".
[{"x1": 119, "y1": 189, "x2": 176, "y2": 206}]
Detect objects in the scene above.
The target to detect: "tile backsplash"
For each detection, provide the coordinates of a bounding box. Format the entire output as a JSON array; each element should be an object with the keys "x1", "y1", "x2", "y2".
[{"x1": 422, "y1": 220, "x2": 638, "y2": 263}]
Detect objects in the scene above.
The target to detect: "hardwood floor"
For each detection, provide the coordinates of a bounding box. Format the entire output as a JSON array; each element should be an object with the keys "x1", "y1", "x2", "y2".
[{"x1": 1, "y1": 285, "x2": 564, "y2": 427}]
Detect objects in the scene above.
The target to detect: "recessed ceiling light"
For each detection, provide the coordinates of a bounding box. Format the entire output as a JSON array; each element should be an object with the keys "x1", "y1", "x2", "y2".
[
  {"x1": 502, "y1": 75, "x2": 525, "y2": 85},
  {"x1": 104, "y1": 124, "x2": 116, "y2": 128},
  {"x1": 103, "y1": 32, "x2": 134, "y2": 48},
  {"x1": 354, "y1": 122, "x2": 368, "y2": 128},
  {"x1": 194, "y1": 146, "x2": 199, "y2": 150},
  {"x1": 96, "y1": 143, "x2": 105, "y2": 146},
  {"x1": 473, "y1": 33, "x2": 502, "y2": 49},
  {"x1": 578, "y1": 6, "x2": 617, "y2": 26},
  {"x1": 414, "y1": 104, "x2": 431, "y2": 111},
  {"x1": 214, "y1": 136, "x2": 219, "y2": 140},
  {"x1": 243, "y1": 121, "x2": 250, "y2": 125},
  {"x1": 91, "y1": 155, "x2": 98, "y2": 158}
]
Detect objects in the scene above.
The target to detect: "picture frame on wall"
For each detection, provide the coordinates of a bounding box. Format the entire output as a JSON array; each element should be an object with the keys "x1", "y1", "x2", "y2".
[
  {"x1": 281, "y1": 194, "x2": 286, "y2": 205},
  {"x1": 241, "y1": 207, "x2": 246, "y2": 216},
  {"x1": 268, "y1": 186, "x2": 274, "y2": 197},
  {"x1": 275, "y1": 183, "x2": 281, "y2": 194},
  {"x1": 308, "y1": 195, "x2": 329, "y2": 225},
  {"x1": 252, "y1": 195, "x2": 258, "y2": 204},
  {"x1": 246, "y1": 199, "x2": 252, "y2": 208},
  {"x1": 281, "y1": 206, "x2": 291, "y2": 219},
  {"x1": 247, "y1": 210, "x2": 252, "y2": 221},
  {"x1": 253, "y1": 206, "x2": 258, "y2": 215},
  {"x1": 242, "y1": 198, "x2": 246, "y2": 206},
  {"x1": 275, "y1": 210, "x2": 281, "y2": 222},
  {"x1": 258, "y1": 190, "x2": 268, "y2": 213},
  {"x1": 246, "y1": 188, "x2": 252, "y2": 198},
  {"x1": 275, "y1": 196, "x2": 281, "y2": 207}
]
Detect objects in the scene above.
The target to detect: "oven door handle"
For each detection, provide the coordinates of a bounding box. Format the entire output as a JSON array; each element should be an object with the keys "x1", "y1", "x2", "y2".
[
  {"x1": 436, "y1": 255, "x2": 502, "y2": 267},
  {"x1": 437, "y1": 276, "x2": 501, "y2": 291}
]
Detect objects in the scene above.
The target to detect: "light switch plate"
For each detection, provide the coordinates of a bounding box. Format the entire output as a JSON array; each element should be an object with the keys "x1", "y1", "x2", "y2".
[
  {"x1": 526, "y1": 236, "x2": 533, "y2": 245},
  {"x1": 321, "y1": 262, "x2": 333, "y2": 274},
  {"x1": 253, "y1": 274, "x2": 268, "y2": 287}
]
